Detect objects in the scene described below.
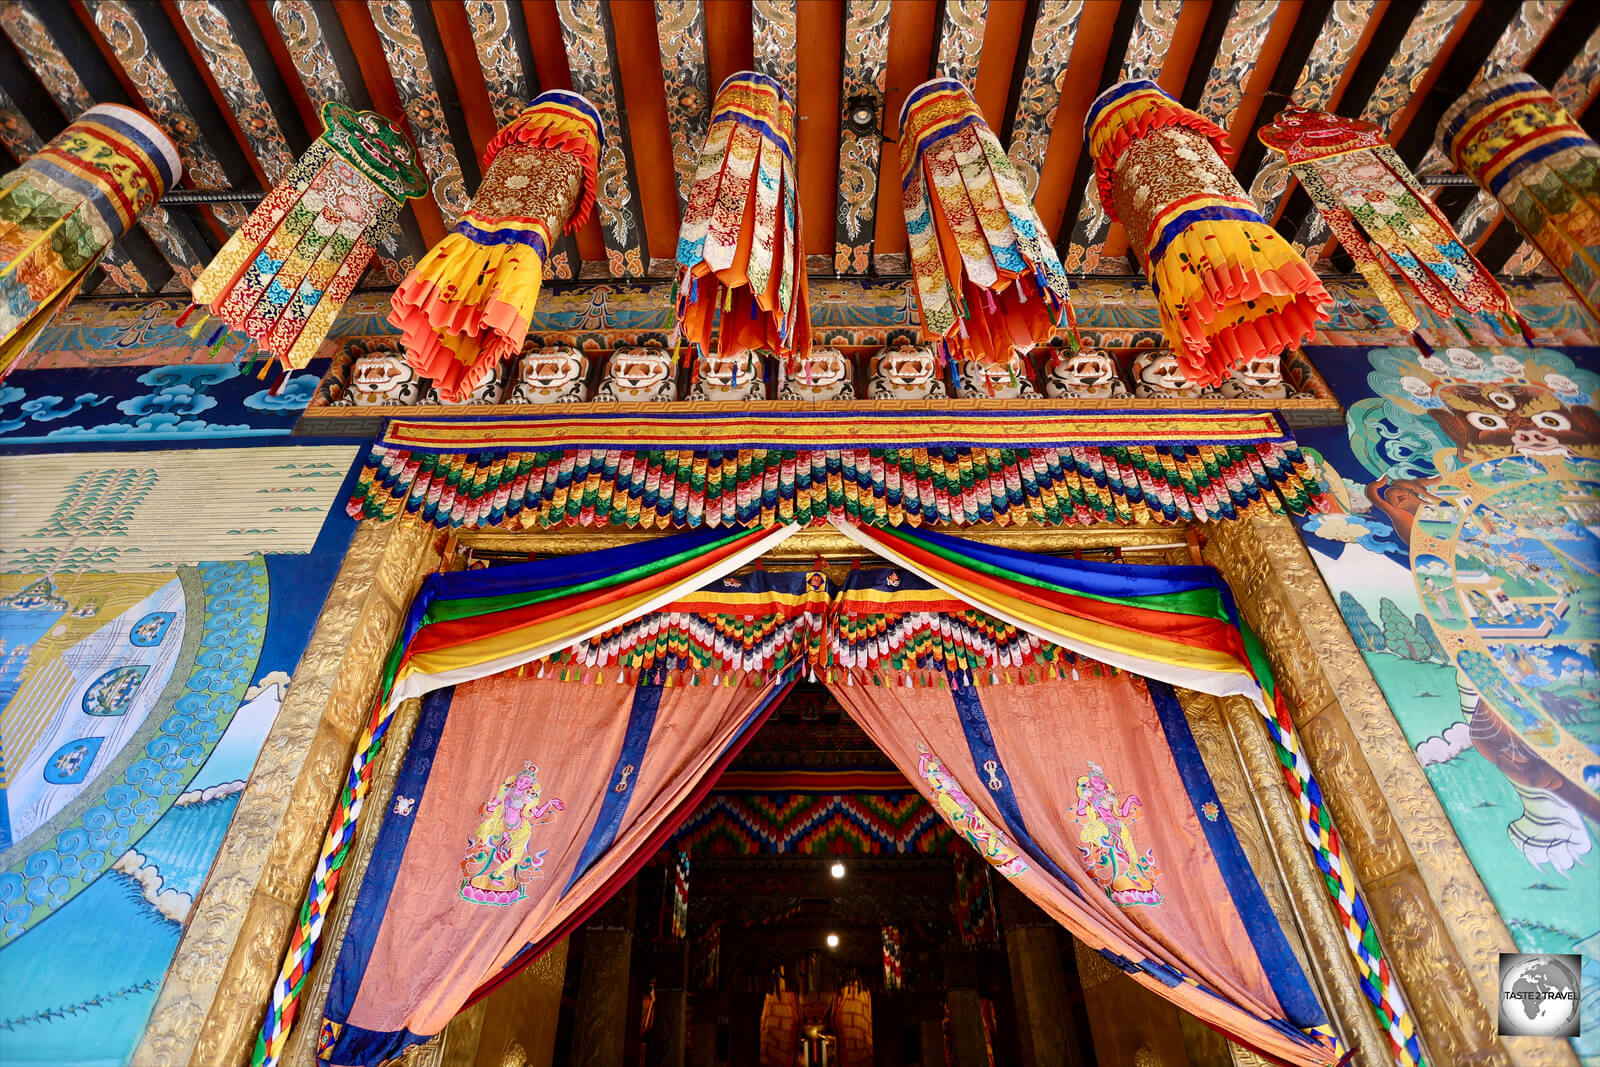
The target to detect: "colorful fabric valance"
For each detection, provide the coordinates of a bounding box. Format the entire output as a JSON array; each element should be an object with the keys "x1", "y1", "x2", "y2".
[
  {"x1": 1437, "y1": 73, "x2": 1600, "y2": 322},
  {"x1": 675, "y1": 72, "x2": 810, "y2": 361},
  {"x1": 899, "y1": 78, "x2": 1077, "y2": 367},
  {"x1": 1085, "y1": 81, "x2": 1331, "y2": 388},
  {"x1": 345, "y1": 409, "x2": 1328, "y2": 530},
  {"x1": 391, "y1": 92, "x2": 603, "y2": 401},
  {"x1": 0, "y1": 104, "x2": 179, "y2": 377},
  {"x1": 187, "y1": 103, "x2": 426, "y2": 373},
  {"x1": 1258, "y1": 106, "x2": 1524, "y2": 337}
]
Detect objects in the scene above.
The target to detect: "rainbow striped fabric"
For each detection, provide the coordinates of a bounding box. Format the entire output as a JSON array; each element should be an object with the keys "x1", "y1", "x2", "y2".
[
  {"x1": 1438, "y1": 73, "x2": 1600, "y2": 321},
  {"x1": 0, "y1": 105, "x2": 179, "y2": 375}
]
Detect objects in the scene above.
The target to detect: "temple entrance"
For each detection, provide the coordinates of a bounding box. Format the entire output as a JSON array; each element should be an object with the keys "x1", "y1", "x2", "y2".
[{"x1": 465, "y1": 683, "x2": 1236, "y2": 1067}]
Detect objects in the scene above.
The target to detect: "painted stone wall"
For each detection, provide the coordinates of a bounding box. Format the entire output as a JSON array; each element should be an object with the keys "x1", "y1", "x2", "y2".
[
  {"x1": 0, "y1": 336, "x2": 357, "y2": 1064},
  {"x1": 1295, "y1": 345, "x2": 1599, "y2": 1061}
]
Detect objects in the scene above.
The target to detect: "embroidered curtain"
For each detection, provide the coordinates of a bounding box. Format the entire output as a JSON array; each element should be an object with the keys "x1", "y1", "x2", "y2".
[
  {"x1": 316, "y1": 568, "x2": 825, "y2": 1065},
  {"x1": 823, "y1": 568, "x2": 1335, "y2": 1066}
]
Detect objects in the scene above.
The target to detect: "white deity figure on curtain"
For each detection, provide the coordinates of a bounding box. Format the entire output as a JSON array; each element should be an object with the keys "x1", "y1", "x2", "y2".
[
  {"x1": 778, "y1": 347, "x2": 855, "y2": 401},
  {"x1": 954, "y1": 350, "x2": 1039, "y2": 398},
  {"x1": 867, "y1": 343, "x2": 947, "y2": 400},
  {"x1": 509, "y1": 345, "x2": 590, "y2": 404},
  {"x1": 1045, "y1": 349, "x2": 1131, "y2": 399},
  {"x1": 1131, "y1": 350, "x2": 1205, "y2": 399},
  {"x1": 1208, "y1": 351, "x2": 1290, "y2": 399},
  {"x1": 330, "y1": 344, "x2": 424, "y2": 407},
  {"x1": 596, "y1": 346, "x2": 679, "y2": 402},
  {"x1": 459, "y1": 761, "x2": 565, "y2": 906},
  {"x1": 688, "y1": 349, "x2": 766, "y2": 401}
]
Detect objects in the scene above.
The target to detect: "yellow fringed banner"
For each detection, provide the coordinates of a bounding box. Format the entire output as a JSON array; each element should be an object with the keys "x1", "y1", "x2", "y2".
[
  {"x1": 1086, "y1": 80, "x2": 1331, "y2": 388},
  {"x1": 391, "y1": 91, "x2": 602, "y2": 401}
]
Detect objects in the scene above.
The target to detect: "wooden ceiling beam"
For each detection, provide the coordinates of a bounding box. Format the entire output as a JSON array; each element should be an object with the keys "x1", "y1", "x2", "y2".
[
  {"x1": 931, "y1": 0, "x2": 987, "y2": 84},
  {"x1": 555, "y1": 0, "x2": 648, "y2": 277},
  {"x1": 832, "y1": 0, "x2": 891, "y2": 274},
  {"x1": 611, "y1": 0, "x2": 682, "y2": 267},
  {"x1": 868, "y1": 0, "x2": 937, "y2": 270},
  {"x1": 1004, "y1": 0, "x2": 1085, "y2": 201},
  {"x1": 654, "y1": 0, "x2": 713, "y2": 211}
]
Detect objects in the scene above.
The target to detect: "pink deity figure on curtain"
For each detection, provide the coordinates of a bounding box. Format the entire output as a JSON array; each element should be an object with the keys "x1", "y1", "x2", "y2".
[
  {"x1": 1072, "y1": 761, "x2": 1162, "y2": 907},
  {"x1": 778, "y1": 347, "x2": 855, "y2": 401},
  {"x1": 459, "y1": 761, "x2": 565, "y2": 906},
  {"x1": 916, "y1": 750, "x2": 1029, "y2": 878},
  {"x1": 954, "y1": 350, "x2": 1040, "y2": 399},
  {"x1": 867, "y1": 344, "x2": 947, "y2": 400},
  {"x1": 596, "y1": 346, "x2": 679, "y2": 402},
  {"x1": 509, "y1": 344, "x2": 590, "y2": 404},
  {"x1": 688, "y1": 348, "x2": 766, "y2": 401},
  {"x1": 1045, "y1": 349, "x2": 1131, "y2": 399},
  {"x1": 329, "y1": 344, "x2": 424, "y2": 407},
  {"x1": 1131, "y1": 350, "x2": 1204, "y2": 399},
  {"x1": 1208, "y1": 350, "x2": 1289, "y2": 400}
]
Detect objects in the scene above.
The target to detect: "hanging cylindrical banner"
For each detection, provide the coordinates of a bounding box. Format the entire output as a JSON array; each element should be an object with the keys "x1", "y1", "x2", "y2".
[
  {"x1": 391, "y1": 91, "x2": 603, "y2": 401},
  {"x1": 899, "y1": 78, "x2": 1076, "y2": 367},
  {"x1": 1437, "y1": 72, "x2": 1600, "y2": 321},
  {"x1": 674, "y1": 71, "x2": 810, "y2": 362},
  {"x1": 189, "y1": 102, "x2": 426, "y2": 371},
  {"x1": 0, "y1": 104, "x2": 180, "y2": 377},
  {"x1": 1258, "y1": 106, "x2": 1524, "y2": 337},
  {"x1": 1086, "y1": 80, "x2": 1331, "y2": 388}
]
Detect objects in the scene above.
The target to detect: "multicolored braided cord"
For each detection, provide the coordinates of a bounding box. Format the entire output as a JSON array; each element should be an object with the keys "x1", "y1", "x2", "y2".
[
  {"x1": 253, "y1": 697, "x2": 396, "y2": 1067},
  {"x1": 1256, "y1": 677, "x2": 1425, "y2": 1067}
]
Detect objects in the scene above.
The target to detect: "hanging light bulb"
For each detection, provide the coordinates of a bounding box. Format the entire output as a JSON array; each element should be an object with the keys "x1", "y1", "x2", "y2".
[
  {"x1": 830, "y1": 862, "x2": 846, "y2": 879},
  {"x1": 826, "y1": 933, "x2": 840, "y2": 949}
]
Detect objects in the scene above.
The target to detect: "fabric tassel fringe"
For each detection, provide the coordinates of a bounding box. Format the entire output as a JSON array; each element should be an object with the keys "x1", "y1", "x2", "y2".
[
  {"x1": 391, "y1": 91, "x2": 603, "y2": 401},
  {"x1": 1085, "y1": 81, "x2": 1331, "y2": 388}
]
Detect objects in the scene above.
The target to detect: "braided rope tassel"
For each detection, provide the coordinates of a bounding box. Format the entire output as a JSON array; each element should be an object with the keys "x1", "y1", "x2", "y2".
[
  {"x1": 1258, "y1": 688, "x2": 1424, "y2": 1067},
  {"x1": 253, "y1": 697, "x2": 397, "y2": 1067}
]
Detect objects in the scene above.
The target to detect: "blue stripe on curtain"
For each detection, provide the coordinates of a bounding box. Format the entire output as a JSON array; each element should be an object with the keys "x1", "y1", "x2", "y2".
[
  {"x1": 950, "y1": 683, "x2": 1083, "y2": 895},
  {"x1": 320, "y1": 687, "x2": 454, "y2": 1065},
  {"x1": 563, "y1": 682, "x2": 663, "y2": 893},
  {"x1": 1146, "y1": 679, "x2": 1328, "y2": 1030}
]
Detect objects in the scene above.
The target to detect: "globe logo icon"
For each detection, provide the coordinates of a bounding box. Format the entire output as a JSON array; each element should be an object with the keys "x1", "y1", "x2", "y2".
[{"x1": 1498, "y1": 953, "x2": 1581, "y2": 1038}]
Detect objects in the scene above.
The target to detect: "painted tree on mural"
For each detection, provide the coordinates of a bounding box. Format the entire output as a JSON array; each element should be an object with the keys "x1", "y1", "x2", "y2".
[
  {"x1": 1339, "y1": 592, "x2": 1385, "y2": 653},
  {"x1": 1414, "y1": 613, "x2": 1448, "y2": 665},
  {"x1": 1379, "y1": 598, "x2": 1432, "y2": 662}
]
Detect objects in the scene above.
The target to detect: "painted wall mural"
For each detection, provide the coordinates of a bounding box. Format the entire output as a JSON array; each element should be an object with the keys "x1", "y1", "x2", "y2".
[
  {"x1": 1295, "y1": 344, "x2": 1599, "y2": 1062},
  {"x1": 0, "y1": 433, "x2": 358, "y2": 1063}
]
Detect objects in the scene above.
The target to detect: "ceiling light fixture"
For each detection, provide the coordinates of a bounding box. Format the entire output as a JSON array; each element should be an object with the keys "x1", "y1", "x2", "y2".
[
  {"x1": 826, "y1": 933, "x2": 840, "y2": 948},
  {"x1": 830, "y1": 861, "x2": 846, "y2": 879}
]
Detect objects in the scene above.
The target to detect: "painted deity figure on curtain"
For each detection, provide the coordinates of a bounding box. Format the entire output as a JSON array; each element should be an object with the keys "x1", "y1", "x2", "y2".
[
  {"x1": 1072, "y1": 762, "x2": 1162, "y2": 906},
  {"x1": 1296, "y1": 345, "x2": 1600, "y2": 1060},
  {"x1": 916, "y1": 750, "x2": 1028, "y2": 878},
  {"x1": 459, "y1": 761, "x2": 565, "y2": 906}
]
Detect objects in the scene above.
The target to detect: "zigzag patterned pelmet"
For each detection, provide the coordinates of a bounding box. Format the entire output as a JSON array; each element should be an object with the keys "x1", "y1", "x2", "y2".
[
  {"x1": 676, "y1": 793, "x2": 953, "y2": 857},
  {"x1": 554, "y1": 605, "x2": 824, "y2": 676},
  {"x1": 828, "y1": 609, "x2": 1075, "y2": 676}
]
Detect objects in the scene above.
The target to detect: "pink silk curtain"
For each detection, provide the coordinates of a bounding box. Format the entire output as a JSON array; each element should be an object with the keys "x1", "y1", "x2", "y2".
[
  {"x1": 319, "y1": 670, "x2": 788, "y2": 1065},
  {"x1": 828, "y1": 671, "x2": 1333, "y2": 1066}
]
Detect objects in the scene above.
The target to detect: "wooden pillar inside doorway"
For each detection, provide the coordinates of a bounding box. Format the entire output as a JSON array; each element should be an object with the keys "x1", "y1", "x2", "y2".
[
  {"x1": 998, "y1": 885, "x2": 1085, "y2": 1067},
  {"x1": 572, "y1": 881, "x2": 638, "y2": 1067},
  {"x1": 941, "y1": 944, "x2": 988, "y2": 1067}
]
